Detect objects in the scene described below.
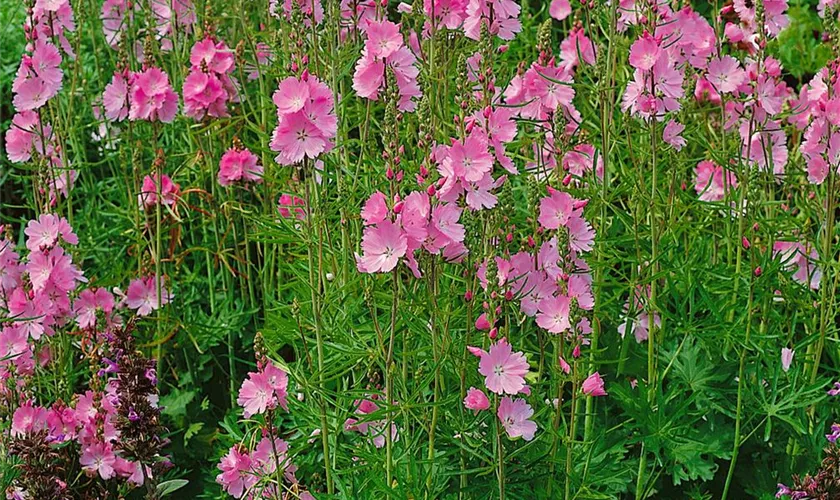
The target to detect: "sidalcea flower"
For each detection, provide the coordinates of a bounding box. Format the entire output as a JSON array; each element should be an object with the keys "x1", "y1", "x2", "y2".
[
  {"x1": 549, "y1": 0, "x2": 571, "y2": 20},
  {"x1": 24, "y1": 213, "x2": 78, "y2": 252},
  {"x1": 581, "y1": 372, "x2": 607, "y2": 397},
  {"x1": 125, "y1": 275, "x2": 172, "y2": 316},
  {"x1": 183, "y1": 37, "x2": 238, "y2": 120},
  {"x1": 464, "y1": 387, "x2": 490, "y2": 412},
  {"x1": 497, "y1": 397, "x2": 537, "y2": 441},
  {"x1": 781, "y1": 348, "x2": 794, "y2": 373},
  {"x1": 102, "y1": 70, "x2": 131, "y2": 121},
  {"x1": 237, "y1": 363, "x2": 289, "y2": 418},
  {"x1": 357, "y1": 220, "x2": 408, "y2": 274},
  {"x1": 464, "y1": 0, "x2": 522, "y2": 41},
  {"x1": 773, "y1": 241, "x2": 821, "y2": 290},
  {"x1": 352, "y1": 20, "x2": 422, "y2": 112},
  {"x1": 536, "y1": 295, "x2": 572, "y2": 334},
  {"x1": 138, "y1": 173, "x2": 180, "y2": 209},
  {"x1": 662, "y1": 120, "x2": 686, "y2": 151},
  {"x1": 694, "y1": 160, "x2": 737, "y2": 202},
  {"x1": 218, "y1": 147, "x2": 263, "y2": 186},
  {"x1": 270, "y1": 75, "x2": 337, "y2": 165},
  {"x1": 475, "y1": 338, "x2": 529, "y2": 395},
  {"x1": 80, "y1": 441, "x2": 117, "y2": 480},
  {"x1": 128, "y1": 67, "x2": 179, "y2": 123},
  {"x1": 706, "y1": 56, "x2": 746, "y2": 94},
  {"x1": 216, "y1": 445, "x2": 257, "y2": 498},
  {"x1": 538, "y1": 188, "x2": 579, "y2": 230},
  {"x1": 12, "y1": 39, "x2": 63, "y2": 112}
]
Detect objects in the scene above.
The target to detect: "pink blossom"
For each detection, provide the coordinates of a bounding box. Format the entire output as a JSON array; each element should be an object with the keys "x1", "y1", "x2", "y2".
[
  {"x1": 497, "y1": 397, "x2": 537, "y2": 441},
  {"x1": 278, "y1": 194, "x2": 306, "y2": 220},
  {"x1": 80, "y1": 441, "x2": 117, "y2": 480},
  {"x1": 773, "y1": 241, "x2": 821, "y2": 290},
  {"x1": 237, "y1": 364, "x2": 289, "y2": 418},
  {"x1": 464, "y1": 387, "x2": 490, "y2": 412},
  {"x1": 538, "y1": 188, "x2": 579, "y2": 230},
  {"x1": 477, "y1": 339, "x2": 529, "y2": 395},
  {"x1": 358, "y1": 220, "x2": 408, "y2": 273},
  {"x1": 125, "y1": 275, "x2": 172, "y2": 316},
  {"x1": 662, "y1": 119, "x2": 686, "y2": 151},
  {"x1": 694, "y1": 160, "x2": 737, "y2": 202},
  {"x1": 128, "y1": 67, "x2": 179, "y2": 123},
  {"x1": 216, "y1": 445, "x2": 256, "y2": 498},
  {"x1": 274, "y1": 76, "x2": 311, "y2": 115},
  {"x1": 27, "y1": 246, "x2": 85, "y2": 294},
  {"x1": 581, "y1": 372, "x2": 607, "y2": 397},
  {"x1": 781, "y1": 348, "x2": 794, "y2": 372},
  {"x1": 707, "y1": 56, "x2": 746, "y2": 94},
  {"x1": 361, "y1": 192, "x2": 389, "y2": 225},
  {"x1": 102, "y1": 70, "x2": 131, "y2": 121},
  {"x1": 102, "y1": 0, "x2": 133, "y2": 48},
  {"x1": 464, "y1": 0, "x2": 521, "y2": 41},
  {"x1": 139, "y1": 173, "x2": 180, "y2": 209},
  {"x1": 11, "y1": 403, "x2": 47, "y2": 437},
  {"x1": 24, "y1": 213, "x2": 77, "y2": 252},
  {"x1": 549, "y1": 0, "x2": 571, "y2": 20},
  {"x1": 536, "y1": 295, "x2": 571, "y2": 334},
  {"x1": 5, "y1": 111, "x2": 44, "y2": 163},
  {"x1": 364, "y1": 20, "x2": 404, "y2": 59},
  {"x1": 218, "y1": 147, "x2": 263, "y2": 186},
  {"x1": 424, "y1": 0, "x2": 467, "y2": 29},
  {"x1": 12, "y1": 40, "x2": 63, "y2": 112},
  {"x1": 628, "y1": 32, "x2": 662, "y2": 71},
  {"x1": 74, "y1": 288, "x2": 115, "y2": 329}
]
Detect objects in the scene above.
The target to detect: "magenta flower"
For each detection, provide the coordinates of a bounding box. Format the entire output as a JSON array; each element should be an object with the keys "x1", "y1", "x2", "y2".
[
  {"x1": 477, "y1": 339, "x2": 529, "y2": 395},
  {"x1": 138, "y1": 173, "x2": 180, "y2": 209},
  {"x1": 218, "y1": 147, "x2": 263, "y2": 186},
  {"x1": 497, "y1": 397, "x2": 537, "y2": 441},
  {"x1": 464, "y1": 387, "x2": 490, "y2": 412},
  {"x1": 581, "y1": 372, "x2": 607, "y2": 397}
]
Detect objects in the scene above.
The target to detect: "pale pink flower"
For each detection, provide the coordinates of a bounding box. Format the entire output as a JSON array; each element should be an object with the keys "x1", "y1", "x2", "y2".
[
  {"x1": 80, "y1": 441, "x2": 117, "y2": 480},
  {"x1": 11, "y1": 403, "x2": 47, "y2": 437},
  {"x1": 497, "y1": 397, "x2": 537, "y2": 441},
  {"x1": 662, "y1": 119, "x2": 686, "y2": 151},
  {"x1": 357, "y1": 220, "x2": 408, "y2": 273},
  {"x1": 24, "y1": 213, "x2": 78, "y2": 251},
  {"x1": 189, "y1": 38, "x2": 235, "y2": 74},
  {"x1": 781, "y1": 348, "x2": 794, "y2": 372},
  {"x1": 694, "y1": 160, "x2": 737, "y2": 202},
  {"x1": 361, "y1": 191, "x2": 389, "y2": 225},
  {"x1": 449, "y1": 136, "x2": 493, "y2": 182},
  {"x1": 773, "y1": 241, "x2": 821, "y2": 290},
  {"x1": 237, "y1": 371, "x2": 274, "y2": 417},
  {"x1": 270, "y1": 112, "x2": 329, "y2": 165},
  {"x1": 274, "y1": 76, "x2": 311, "y2": 115},
  {"x1": 538, "y1": 188, "x2": 578, "y2": 230},
  {"x1": 74, "y1": 288, "x2": 115, "y2": 329},
  {"x1": 707, "y1": 56, "x2": 746, "y2": 94},
  {"x1": 581, "y1": 372, "x2": 607, "y2": 396},
  {"x1": 218, "y1": 147, "x2": 263, "y2": 186},
  {"x1": 628, "y1": 32, "x2": 662, "y2": 71},
  {"x1": 464, "y1": 387, "x2": 490, "y2": 412},
  {"x1": 102, "y1": 0, "x2": 133, "y2": 48},
  {"x1": 12, "y1": 40, "x2": 63, "y2": 112},
  {"x1": 364, "y1": 20, "x2": 403, "y2": 59},
  {"x1": 477, "y1": 339, "x2": 529, "y2": 395},
  {"x1": 125, "y1": 275, "x2": 172, "y2": 316},
  {"x1": 568, "y1": 216, "x2": 595, "y2": 253},
  {"x1": 102, "y1": 70, "x2": 131, "y2": 121},
  {"x1": 536, "y1": 295, "x2": 571, "y2": 334},
  {"x1": 549, "y1": 0, "x2": 571, "y2": 20},
  {"x1": 5, "y1": 111, "x2": 44, "y2": 163}
]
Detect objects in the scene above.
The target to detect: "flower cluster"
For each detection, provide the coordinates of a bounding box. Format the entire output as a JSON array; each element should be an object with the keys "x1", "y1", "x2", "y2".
[
  {"x1": 183, "y1": 37, "x2": 239, "y2": 120},
  {"x1": 353, "y1": 19, "x2": 422, "y2": 112},
  {"x1": 270, "y1": 73, "x2": 337, "y2": 165}
]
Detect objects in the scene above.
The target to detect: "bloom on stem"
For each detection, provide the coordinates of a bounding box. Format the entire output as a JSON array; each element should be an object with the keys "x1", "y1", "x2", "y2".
[{"x1": 497, "y1": 397, "x2": 536, "y2": 441}]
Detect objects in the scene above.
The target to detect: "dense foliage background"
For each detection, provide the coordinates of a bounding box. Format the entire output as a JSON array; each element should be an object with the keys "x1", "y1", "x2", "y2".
[{"x1": 2, "y1": 0, "x2": 840, "y2": 498}]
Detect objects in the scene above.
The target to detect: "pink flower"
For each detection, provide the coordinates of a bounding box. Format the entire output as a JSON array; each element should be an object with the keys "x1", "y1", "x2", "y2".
[
  {"x1": 773, "y1": 241, "x2": 821, "y2": 290},
  {"x1": 271, "y1": 112, "x2": 328, "y2": 165},
  {"x1": 270, "y1": 75, "x2": 336, "y2": 165},
  {"x1": 216, "y1": 445, "x2": 257, "y2": 498},
  {"x1": 11, "y1": 403, "x2": 47, "y2": 437},
  {"x1": 189, "y1": 38, "x2": 235, "y2": 74},
  {"x1": 662, "y1": 119, "x2": 686, "y2": 151},
  {"x1": 361, "y1": 191, "x2": 389, "y2": 225},
  {"x1": 464, "y1": 387, "x2": 490, "y2": 412},
  {"x1": 80, "y1": 441, "x2": 117, "y2": 480},
  {"x1": 182, "y1": 71, "x2": 227, "y2": 119},
  {"x1": 357, "y1": 220, "x2": 408, "y2": 273},
  {"x1": 464, "y1": 0, "x2": 521, "y2": 41},
  {"x1": 581, "y1": 372, "x2": 607, "y2": 396},
  {"x1": 694, "y1": 160, "x2": 737, "y2": 202},
  {"x1": 274, "y1": 76, "x2": 311, "y2": 114},
  {"x1": 364, "y1": 20, "x2": 403, "y2": 59},
  {"x1": 218, "y1": 147, "x2": 263, "y2": 186},
  {"x1": 12, "y1": 40, "x2": 63, "y2": 112},
  {"x1": 24, "y1": 213, "x2": 78, "y2": 251},
  {"x1": 278, "y1": 194, "x2": 306, "y2": 220},
  {"x1": 558, "y1": 356, "x2": 571, "y2": 374},
  {"x1": 125, "y1": 275, "x2": 172, "y2": 316},
  {"x1": 128, "y1": 67, "x2": 179, "y2": 123},
  {"x1": 497, "y1": 397, "x2": 537, "y2": 441},
  {"x1": 781, "y1": 348, "x2": 794, "y2": 372},
  {"x1": 237, "y1": 369, "x2": 280, "y2": 417},
  {"x1": 477, "y1": 339, "x2": 529, "y2": 395},
  {"x1": 549, "y1": 0, "x2": 571, "y2": 20},
  {"x1": 424, "y1": 0, "x2": 467, "y2": 29},
  {"x1": 449, "y1": 136, "x2": 493, "y2": 182},
  {"x1": 568, "y1": 216, "x2": 595, "y2": 253},
  {"x1": 102, "y1": 70, "x2": 130, "y2": 121},
  {"x1": 538, "y1": 188, "x2": 579, "y2": 230},
  {"x1": 536, "y1": 295, "x2": 571, "y2": 334},
  {"x1": 628, "y1": 32, "x2": 662, "y2": 71},
  {"x1": 74, "y1": 288, "x2": 115, "y2": 329},
  {"x1": 5, "y1": 111, "x2": 43, "y2": 163},
  {"x1": 138, "y1": 173, "x2": 180, "y2": 209},
  {"x1": 707, "y1": 56, "x2": 745, "y2": 94},
  {"x1": 26, "y1": 246, "x2": 85, "y2": 293},
  {"x1": 102, "y1": 0, "x2": 133, "y2": 48}
]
